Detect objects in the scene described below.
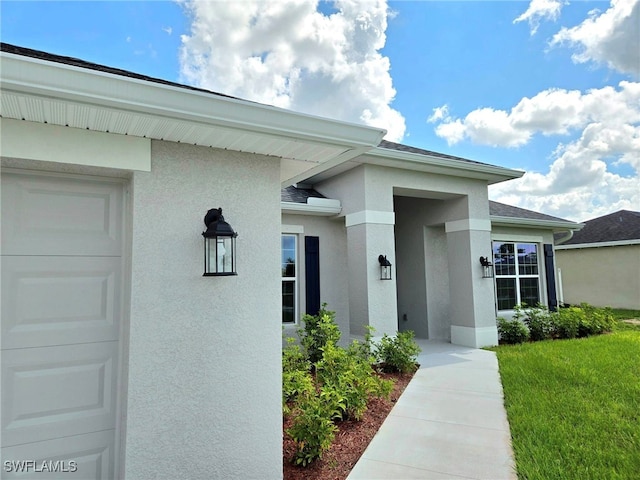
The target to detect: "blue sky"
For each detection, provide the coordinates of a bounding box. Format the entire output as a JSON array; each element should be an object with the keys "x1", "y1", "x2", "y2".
[{"x1": 2, "y1": 0, "x2": 638, "y2": 221}]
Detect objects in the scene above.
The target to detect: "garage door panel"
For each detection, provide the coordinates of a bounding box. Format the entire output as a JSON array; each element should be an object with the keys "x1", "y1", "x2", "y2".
[
  {"x1": 1, "y1": 256, "x2": 121, "y2": 349},
  {"x1": 1, "y1": 342, "x2": 118, "y2": 447},
  {"x1": 1, "y1": 173, "x2": 123, "y2": 256},
  {"x1": 1, "y1": 430, "x2": 114, "y2": 479}
]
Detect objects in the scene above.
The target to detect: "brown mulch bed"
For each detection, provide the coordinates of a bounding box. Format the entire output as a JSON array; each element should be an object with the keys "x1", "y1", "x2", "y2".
[{"x1": 283, "y1": 371, "x2": 415, "y2": 480}]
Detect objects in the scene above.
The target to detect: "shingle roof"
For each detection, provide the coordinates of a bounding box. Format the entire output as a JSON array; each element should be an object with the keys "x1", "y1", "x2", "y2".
[
  {"x1": 281, "y1": 189, "x2": 576, "y2": 227},
  {"x1": 1, "y1": 42, "x2": 240, "y2": 101},
  {"x1": 281, "y1": 186, "x2": 326, "y2": 203},
  {"x1": 378, "y1": 140, "x2": 495, "y2": 168},
  {"x1": 489, "y1": 201, "x2": 572, "y2": 223},
  {"x1": 560, "y1": 210, "x2": 640, "y2": 244}
]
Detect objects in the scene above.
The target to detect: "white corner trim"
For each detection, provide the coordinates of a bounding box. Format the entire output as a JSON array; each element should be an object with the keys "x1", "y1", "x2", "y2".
[
  {"x1": 345, "y1": 210, "x2": 395, "y2": 227},
  {"x1": 555, "y1": 239, "x2": 640, "y2": 250},
  {"x1": 282, "y1": 225, "x2": 304, "y2": 234},
  {"x1": 1, "y1": 118, "x2": 151, "y2": 171},
  {"x1": 451, "y1": 325, "x2": 499, "y2": 348},
  {"x1": 445, "y1": 218, "x2": 492, "y2": 233}
]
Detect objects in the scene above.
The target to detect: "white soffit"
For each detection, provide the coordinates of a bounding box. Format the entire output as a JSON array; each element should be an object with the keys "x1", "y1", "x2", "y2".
[{"x1": 0, "y1": 51, "x2": 385, "y2": 168}]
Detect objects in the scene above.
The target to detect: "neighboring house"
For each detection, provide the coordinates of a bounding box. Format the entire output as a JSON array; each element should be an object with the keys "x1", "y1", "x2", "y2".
[
  {"x1": 555, "y1": 210, "x2": 640, "y2": 309},
  {"x1": 0, "y1": 43, "x2": 580, "y2": 479}
]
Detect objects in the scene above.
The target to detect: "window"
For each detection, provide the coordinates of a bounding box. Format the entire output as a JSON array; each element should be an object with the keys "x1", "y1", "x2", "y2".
[
  {"x1": 282, "y1": 234, "x2": 297, "y2": 323},
  {"x1": 493, "y1": 242, "x2": 540, "y2": 310}
]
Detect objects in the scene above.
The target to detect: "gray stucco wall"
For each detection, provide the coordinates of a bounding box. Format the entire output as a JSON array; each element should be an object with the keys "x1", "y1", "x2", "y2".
[
  {"x1": 317, "y1": 164, "x2": 500, "y2": 346},
  {"x1": 281, "y1": 214, "x2": 351, "y2": 345},
  {"x1": 126, "y1": 141, "x2": 282, "y2": 479},
  {"x1": 556, "y1": 244, "x2": 640, "y2": 309}
]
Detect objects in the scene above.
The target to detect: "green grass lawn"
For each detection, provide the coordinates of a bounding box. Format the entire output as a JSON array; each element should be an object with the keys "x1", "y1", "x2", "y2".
[{"x1": 495, "y1": 324, "x2": 640, "y2": 480}]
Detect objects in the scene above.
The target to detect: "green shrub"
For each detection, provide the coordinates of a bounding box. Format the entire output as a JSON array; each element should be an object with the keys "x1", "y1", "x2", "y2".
[
  {"x1": 300, "y1": 304, "x2": 341, "y2": 364},
  {"x1": 552, "y1": 307, "x2": 583, "y2": 339},
  {"x1": 286, "y1": 395, "x2": 337, "y2": 466},
  {"x1": 579, "y1": 303, "x2": 616, "y2": 335},
  {"x1": 375, "y1": 331, "x2": 421, "y2": 373},
  {"x1": 497, "y1": 317, "x2": 530, "y2": 344},
  {"x1": 282, "y1": 337, "x2": 310, "y2": 374},
  {"x1": 514, "y1": 304, "x2": 554, "y2": 341},
  {"x1": 315, "y1": 341, "x2": 393, "y2": 421}
]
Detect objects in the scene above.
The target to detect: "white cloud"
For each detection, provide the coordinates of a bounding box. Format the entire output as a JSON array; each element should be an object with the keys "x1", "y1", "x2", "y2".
[
  {"x1": 431, "y1": 81, "x2": 640, "y2": 147},
  {"x1": 431, "y1": 81, "x2": 640, "y2": 221},
  {"x1": 514, "y1": 0, "x2": 566, "y2": 35},
  {"x1": 178, "y1": 0, "x2": 405, "y2": 141},
  {"x1": 550, "y1": 0, "x2": 640, "y2": 77}
]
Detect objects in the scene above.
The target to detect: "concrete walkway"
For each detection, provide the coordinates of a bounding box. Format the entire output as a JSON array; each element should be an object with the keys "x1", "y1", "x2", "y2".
[{"x1": 348, "y1": 340, "x2": 517, "y2": 480}]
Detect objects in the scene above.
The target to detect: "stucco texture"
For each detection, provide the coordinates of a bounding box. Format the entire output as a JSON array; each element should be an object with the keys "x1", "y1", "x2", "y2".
[
  {"x1": 556, "y1": 245, "x2": 640, "y2": 309},
  {"x1": 126, "y1": 141, "x2": 282, "y2": 479},
  {"x1": 281, "y1": 214, "x2": 351, "y2": 344}
]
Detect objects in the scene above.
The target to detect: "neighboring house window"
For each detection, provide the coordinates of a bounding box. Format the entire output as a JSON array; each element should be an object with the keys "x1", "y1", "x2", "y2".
[
  {"x1": 493, "y1": 242, "x2": 540, "y2": 310},
  {"x1": 282, "y1": 234, "x2": 297, "y2": 323}
]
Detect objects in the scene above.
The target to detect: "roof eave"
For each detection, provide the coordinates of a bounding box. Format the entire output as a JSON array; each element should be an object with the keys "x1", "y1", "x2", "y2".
[
  {"x1": 491, "y1": 215, "x2": 583, "y2": 232},
  {"x1": 555, "y1": 239, "x2": 640, "y2": 250},
  {"x1": 281, "y1": 201, "x2": 342, "y2": 216},
  {"x1": 364, "y1": 147, "x2": 524, "y2": 184},
  {"x1": 0, "y1": 50, "x2": 386, "y2": 167}
]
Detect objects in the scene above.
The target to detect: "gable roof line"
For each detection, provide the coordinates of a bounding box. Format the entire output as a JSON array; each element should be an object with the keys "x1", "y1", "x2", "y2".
[
  {"x1": 1, "y1": 43, "x2": 386, "y2": 175},
  {"x1": 555, "y1": 239, "x2": 640, "y2": 250},
  {"x1": 559, "y1": 209, "x2": 640, "y2": 245}
]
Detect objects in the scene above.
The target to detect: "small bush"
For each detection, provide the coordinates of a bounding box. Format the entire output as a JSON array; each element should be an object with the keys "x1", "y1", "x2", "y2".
[
  {"x1": 579, "y1": 303, "x2": 616, "y2": 335},
  {"x1": 552, "y1": 307, "x2": 583, "y2": 339},
  {"x1": 300, "y1": 304, "x2": 341, "y2": 364},
  {"x1": 497, "y1": 317, "x2": 530, "y2": 344},
  {"x1": 282, "y1": 337, "x2": 310, "y2": 374},
  {"x1": 286, "y1": 395, "x2": 337, "y2": 466},
  {"x1": 515, "y1": 304, "x2": 554, "y2": 341},
  {"x1": 316, "y1": 341, "x2": 393, "y2": 421},
  {"x1": 375, "y1": 331, "x2": 421, "y2": 373}
]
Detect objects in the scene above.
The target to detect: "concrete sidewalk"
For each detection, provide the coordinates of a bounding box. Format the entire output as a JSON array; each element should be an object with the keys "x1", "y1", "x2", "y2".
[{"x1": 348, "y1": 340, "x2": 517, "y2": 480}]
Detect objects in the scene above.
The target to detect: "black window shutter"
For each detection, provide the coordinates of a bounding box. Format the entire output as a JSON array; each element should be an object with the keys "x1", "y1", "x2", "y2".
[
  {"x1": 544, "y1": 244, "x2": 558, "y2": 311},
  {"x1": 305, "y1": 236, "x2": 321, "y2": 316}
]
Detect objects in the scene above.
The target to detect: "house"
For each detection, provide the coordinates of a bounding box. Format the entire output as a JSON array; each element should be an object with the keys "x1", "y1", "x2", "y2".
[
  {"x1": 1, "y1": 43, "x2": 579, "y2": 479},
  {"x1": 281, "y1": 181, "x2": 580, "y2": 344},
  {"x1": 555, "y1": 210, "x2": 640, "y2": 309}
]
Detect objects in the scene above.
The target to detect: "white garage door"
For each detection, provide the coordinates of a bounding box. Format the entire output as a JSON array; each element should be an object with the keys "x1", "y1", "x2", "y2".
[{"x1": 1, "y1": 171, "x2": 125, "y2": 479}]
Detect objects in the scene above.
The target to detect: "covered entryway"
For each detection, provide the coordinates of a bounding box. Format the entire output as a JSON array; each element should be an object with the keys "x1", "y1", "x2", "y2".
[{"x1": 1, "y1": 170, "x2": 125, "y2": 478}]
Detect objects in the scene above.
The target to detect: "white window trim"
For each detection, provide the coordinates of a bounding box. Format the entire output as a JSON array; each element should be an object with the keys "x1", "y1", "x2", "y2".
[
  {"x1": 493, "y1": 240, "x2": 546, "y2": 313},
  {"x1": 282, "y1": 225, "x2": 304, "y2": 326}
]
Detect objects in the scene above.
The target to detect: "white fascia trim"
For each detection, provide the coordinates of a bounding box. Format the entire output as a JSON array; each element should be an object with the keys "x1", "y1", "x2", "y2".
[
  {"x1": 445, "y1": 218, "x2": 492, "y2": 233},
  {"x1": 451, "y1": 325, "x2": 499, "y2": 348},
  {"x1": 555, "y1": 239, "x2": 640, "y2": 250},
  {"x1": 366, "y1": 147, "x2": 524, "y2": 184},
  {"x1": 0, "y1": 51, "x2": 386, "y2": 150},
  {"x1": 281, "y1": 201, "x2": 342, "y2": 216},
  {"x1": 491, "y1": 216, "x2": 583, "y2": 232},
  {"x1": 345, "y1": 210, "x2": 395, "y2": 227}
]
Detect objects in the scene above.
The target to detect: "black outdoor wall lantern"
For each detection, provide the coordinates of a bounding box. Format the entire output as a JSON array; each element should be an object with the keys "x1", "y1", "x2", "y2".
[
  {"x1": 378, "y1": 254, "x2": 392, "y2": 280},
  {"x1": 202, "y1": 208, "x2": 237, "y2": 276},
  {"x1": 479, "y1": 256, "x2": 494, "y2": 278}
]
